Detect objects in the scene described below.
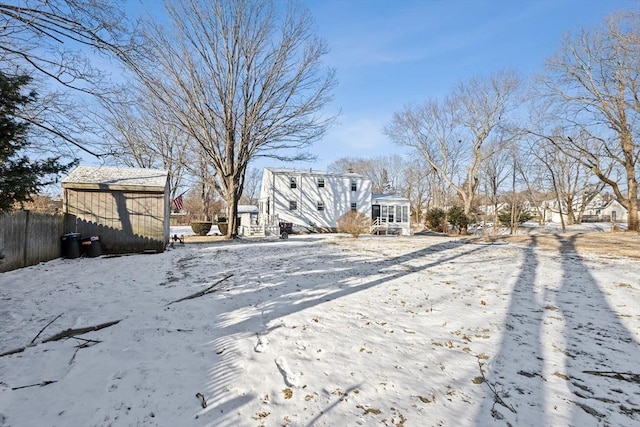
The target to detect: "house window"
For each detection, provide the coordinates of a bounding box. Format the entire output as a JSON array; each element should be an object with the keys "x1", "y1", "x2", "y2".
[
  {"x1": 317, "y1": 201, "x2": 324, "y2": 211},
  {"x1": 289, "y1": 200, "x2": 297, "y2": 210},
  {"x1": 402, "y1": 206, "x2": 408, "y2": 222},
  {"x1": 290, "y1": 177, "x2": 297, "y2": 189},
  {"x1": 351, "y1": 202, "x2": 357, "y2": 211},
  {"x1": 396, "y1": 206, "x2": 402, "y2": 222},
  {"x1": 388, "y1": 207, "x2": 394, "y2": 222},
  {"x1": 318, "y1": 178, "x2": 325, "y2": 188},
  {"x1": 381, "y1": 206, "x2": 387, "y2": 222},
  {"x1": 351, "y1": 179, "x2": 357, "y2": 192}
]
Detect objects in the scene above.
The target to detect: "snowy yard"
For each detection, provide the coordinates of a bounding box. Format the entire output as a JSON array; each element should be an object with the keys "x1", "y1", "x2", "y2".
[{"x1": 1, "y1": 231, "x2": 639, "y2": 426}]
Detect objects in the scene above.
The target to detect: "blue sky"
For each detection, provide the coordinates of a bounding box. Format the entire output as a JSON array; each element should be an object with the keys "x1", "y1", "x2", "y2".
[
  {"x1": 119, "y1": 0, "x2": 637, "y2": 172},
  {"x1": 271, "y1": 0, "x2": 637, "y2": 170}
]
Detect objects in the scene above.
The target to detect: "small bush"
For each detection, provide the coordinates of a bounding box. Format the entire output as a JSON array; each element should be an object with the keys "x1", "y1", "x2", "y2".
[
  {"x1": 447, "y1": 206, "x2": 470, "y2": 234},
  {"x1": 497, "y1": 205, "x2": 533, "y2": 225},
  {"x1": 425, "y1": 208, "x2": 447, "y2": 232},
  {"x1": 190, "y1": 221, "x2": 212, "y2": 236},
  {"x1": 337, "y1": 211, "x2": 372, "y2": 237}
]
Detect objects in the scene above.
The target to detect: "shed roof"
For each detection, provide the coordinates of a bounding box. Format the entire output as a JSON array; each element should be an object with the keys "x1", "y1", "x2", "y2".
[{"x1": 62, "y1": 165, "x2": 168, "y2": 192}]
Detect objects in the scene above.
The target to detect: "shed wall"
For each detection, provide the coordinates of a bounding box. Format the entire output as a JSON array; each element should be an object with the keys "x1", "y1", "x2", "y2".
[{"x1": 64, "y1": 188, "x2": 166, "y2": 253}]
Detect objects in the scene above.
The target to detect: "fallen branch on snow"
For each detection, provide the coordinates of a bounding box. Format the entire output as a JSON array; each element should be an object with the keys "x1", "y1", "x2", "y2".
[
  {"x1": 0, "y1": 313, "x2": 65, "y2": 358},
  {"x1": 0, "y1": 347, "x2": 25, "y2": 358},
  {"x1": 30, "y1": 313, "x2": 64, "y2": 345},
  {"x1": 41, "y1": 319, "x2": 123, "y2": 343},
  {"x1": 477, "y1": 358, "x2": 516, "y2": 414},
  {"x1": 11, "y1": 380, "x2": 57, "y2": 390},
  {"x1": 166, "y1": 274, "x2": 233, "y2": 305}
]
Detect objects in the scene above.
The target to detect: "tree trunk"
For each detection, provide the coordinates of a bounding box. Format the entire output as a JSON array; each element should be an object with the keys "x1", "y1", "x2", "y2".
[{"x1": 627, "y1": 179, "x2": 639, "y2": 231}]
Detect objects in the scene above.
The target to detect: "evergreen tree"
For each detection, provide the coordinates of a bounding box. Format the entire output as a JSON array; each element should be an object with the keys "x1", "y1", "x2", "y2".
[{"x1": 0, "y1": 71, "x2": 75, "y2": 212}]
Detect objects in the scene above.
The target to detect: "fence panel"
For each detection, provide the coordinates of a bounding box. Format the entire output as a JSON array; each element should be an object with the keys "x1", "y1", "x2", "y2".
[{"x1": 0, "y1": 211, "x2": 64, "y2": 273}]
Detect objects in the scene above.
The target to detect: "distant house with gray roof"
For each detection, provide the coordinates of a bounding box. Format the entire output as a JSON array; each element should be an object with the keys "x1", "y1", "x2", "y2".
[{"x1": 61, "y1": 165, "x2": 170, "y2": 253}]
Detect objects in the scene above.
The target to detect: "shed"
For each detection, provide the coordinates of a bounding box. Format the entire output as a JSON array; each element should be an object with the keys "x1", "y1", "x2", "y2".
[{"x1": 61, "y1": 165, "x2": 170, "y2": 254}]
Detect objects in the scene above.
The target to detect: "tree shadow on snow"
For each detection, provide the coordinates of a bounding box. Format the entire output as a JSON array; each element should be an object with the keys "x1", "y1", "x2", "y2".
[
  {"x1": 475, "y1": 234, "x2": 640, "y2": 426},
  {"x1": 196, "y1": 236, "x2": 490, "y2": 424}
]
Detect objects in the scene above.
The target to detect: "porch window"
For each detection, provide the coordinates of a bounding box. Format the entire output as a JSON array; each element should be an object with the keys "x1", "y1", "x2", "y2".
[
  {"x1": 351, "y1": 179, "x2": 357, "y2": 191},
  {"x1": 351, "y1": 202, "x2": 357, "y2": 211},
  {"x1": 317, "y1": 201, "x2": 324, "y2": 211},
  {"x1": 318, "y1": 178, "x2": 325, "y2": 188},
  {"x1": 396, "y1": 206, "x2": 402, "y2": 222},
  {"x1": 388, "y1": 207, "x2": 394, "y2": 222},
  {"x1": 402, "y1": 206, "x2": 408, "y2": 222},
  {"x1": 290, "y1": 177, "x2": 297, "y2": 189},
  {"x1": 381, "y1": 206, "x2": 388, "y2": 222},
  {"x1": 289, "y1": 200, "x2": 297, "y2": 210}
]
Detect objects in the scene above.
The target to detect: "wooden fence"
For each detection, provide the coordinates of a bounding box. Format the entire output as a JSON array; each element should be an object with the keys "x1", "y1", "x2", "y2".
[{"x1": 0, "y1": 211, "x2": 65, "y2": 273}]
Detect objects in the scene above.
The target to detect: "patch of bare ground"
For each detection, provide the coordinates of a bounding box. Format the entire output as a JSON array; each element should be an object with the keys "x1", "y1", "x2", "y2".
[{"x1": 496, "y1": 232, "x2": 640, "y2": 259}]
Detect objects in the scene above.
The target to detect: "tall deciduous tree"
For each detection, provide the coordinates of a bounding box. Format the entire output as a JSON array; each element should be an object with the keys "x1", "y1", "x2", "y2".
[
  {"x1": 385, "y1": 70, "x2": 520, "y2": 218},
  {"x1": 0, "y1": 71, "x2": 74, "y2": 212},
  {"x1": 133, "y1": 0, "x2": 336, "y2": 238},
  {"x1": 536, "y1": 10, "x2": 640, "y2": 231},
  {"x1": 0, "y1": 1, "x2": 140, "y2": 158}
]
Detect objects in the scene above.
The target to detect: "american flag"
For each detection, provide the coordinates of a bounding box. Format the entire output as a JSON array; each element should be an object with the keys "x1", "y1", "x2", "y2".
[{"x1": 173, "y1": 194, "x2": 184, "y2": 211}]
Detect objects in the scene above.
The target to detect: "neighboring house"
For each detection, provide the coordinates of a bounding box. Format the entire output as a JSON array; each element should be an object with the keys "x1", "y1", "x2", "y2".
[
  {"x1": 62, "y1": 165, "x2": 170, "y2": 254},
  {"x1": 371, "y1": 194, "x2": 411, "y2": 235},
  {"x1": 259, "y1": 168, "x2": 372, "y2": 232},
  {"x1": 582, "y1": 198, "x2": 629, "y2": 223}
]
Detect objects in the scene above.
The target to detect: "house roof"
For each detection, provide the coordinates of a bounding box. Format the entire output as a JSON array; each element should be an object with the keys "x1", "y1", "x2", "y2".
[
  {"x1": 62, "y1": 165, "x2": 168, "y2": 192},
  {"x1": 264, "y1": 167, "x2": 364, "y2": 178},
  {"x1": 372, "y1": 194, "x2": 410, "y2": 203}
]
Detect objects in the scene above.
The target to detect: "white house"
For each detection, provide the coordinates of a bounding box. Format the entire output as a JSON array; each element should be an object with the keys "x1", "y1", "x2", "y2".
[
  {"x1": 259, "y1": 168, "x2": 372, "y2": 231},
  {"x1": 258, "y1": 168, "x2": 412, "y2": 235}
]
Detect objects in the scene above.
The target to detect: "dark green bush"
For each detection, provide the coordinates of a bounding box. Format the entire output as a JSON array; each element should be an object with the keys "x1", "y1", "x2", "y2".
[
  {"x1": 190, "y1": 221, "x2": 212, "y2": 236},
  {"x1": 425, "y1": 208, "x2": 447, "y2": 232},
  {"x1": 498, "y1": 205, "x2": 533, "y2": 225},
  {"x1": 447, "y1": 206, "x2": 470, "y2": 234}
]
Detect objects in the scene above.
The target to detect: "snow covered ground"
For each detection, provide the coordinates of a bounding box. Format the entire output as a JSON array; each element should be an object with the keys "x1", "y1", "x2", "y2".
[{"x1": 1, "y1": 229, "x2": 639, "y2": 426}]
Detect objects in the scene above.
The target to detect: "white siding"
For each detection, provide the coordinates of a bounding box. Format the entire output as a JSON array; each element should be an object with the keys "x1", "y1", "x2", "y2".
[{"x1": 259, "y1": 168, "x2": 372, "y2": 229}]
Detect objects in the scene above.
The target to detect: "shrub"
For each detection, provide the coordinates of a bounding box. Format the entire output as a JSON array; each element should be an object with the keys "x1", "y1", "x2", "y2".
[
  {"x1": 425, "y1": 208, "x2": 447, "y2": 232},
  {"x1": 337, "y1": 211, "x2": 372, "y2": 237},
  {"x1": 498, "y1": 205, "x2": 533, "y2": 225},
  {"x1": 447, "y1": 206, "x2": 470, "y2": 234},
  {"x1": 190, "y1": 221, "x2": 212, "y2": 236}
]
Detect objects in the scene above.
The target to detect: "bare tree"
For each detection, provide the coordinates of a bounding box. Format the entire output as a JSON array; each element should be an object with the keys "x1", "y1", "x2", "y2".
[
  {"x1": 404, "y1": 158, "x2": 432, "y2": 224},
  {"x1": 0, "y1": 1, "x2": 140, "y2": 158},
  {"x1": 132, "y1": 0, "x2": 336, "y2": 238},
  {"x1": 479, "y1": 140, "x2": 512, "y2": 231},
  {"x1": 385, "y1": 70, "x2": 520, "y2": 218},
  {"x1": 240, "y1": 167, "x2": 262, "y2": 205},
  {"x1": 535, "y1": 10, "x2": 640, "y2": 231},
  {"x1": 97, "y1": 88, "x2": 189, "y2": 201},
  {"x1": 327, "y1": 155, "x2": 407, "y2": 194}
]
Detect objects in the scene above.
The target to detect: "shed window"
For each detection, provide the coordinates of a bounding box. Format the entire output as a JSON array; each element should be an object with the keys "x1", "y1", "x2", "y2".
[
  {"x1": 351, "y1": 179, "x2": 357, "y2": 192},
  {"x1": 289, "y1": 200, "x2": 297, "y2": 210},
  {"x1": 317, "y1": 201, "x2": 324, "y2": 211},
  {"x1": 318, "y1": 178, "x2": 325, "y2": 188},
  {"x1": 290, "y1": 177, "x2": 297, "y2": 189}
]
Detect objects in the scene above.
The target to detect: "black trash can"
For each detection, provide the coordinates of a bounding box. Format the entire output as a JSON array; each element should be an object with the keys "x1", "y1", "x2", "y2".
[
  {"x1": 81, "y1": 235, "x2": 102, "y2": 257},
  {"x1": 61, "y1": 233, "x2": 81, "y2": 259}
]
